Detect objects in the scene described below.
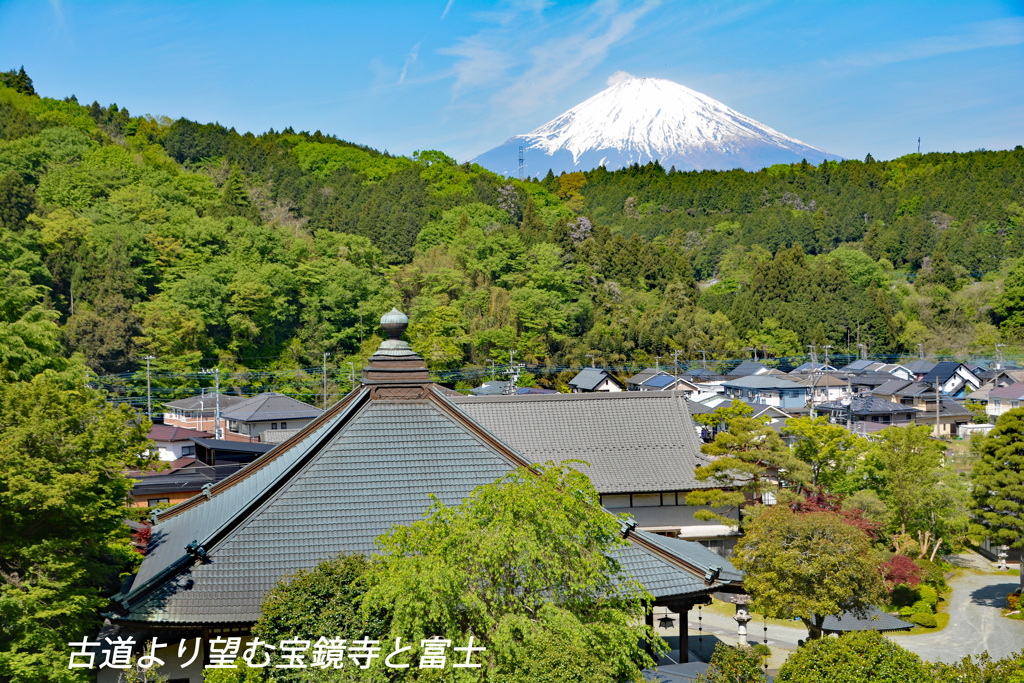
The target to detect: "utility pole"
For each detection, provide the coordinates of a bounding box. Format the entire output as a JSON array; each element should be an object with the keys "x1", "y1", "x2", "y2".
[
  {"x1": 348, "y1": 361, "x2": 356, "y2": 391},
  {"x1": 672, "y1": 350, "x2": 683, "y2": 378},
  {"x1": 359, "y1": 302, "x2": 365, "y2": 372},
  {"x1": 509, "y1": 349, "x2": 517, "y2": 367},
  {"x1": 807, "y1": 344, "x2": 817, "y2": 366},
  {"x1": 143, "y1": 355, "x2": 155, "y2": 421},
  {"x1": 698, "y1": 349, "x2": 708, "y2": 370},
  {"x1": 201, "y1": 368, "x2": 221, "y2": 439},
  {"x1": 822, "y1": 345, "x2": 832, "y2": 372},
  {"x1": 488, "y1": 359, "x2": 495, "y2": 381},
  {"x1": 917, "y1": 343, "x2": 924, "y2": 359},
  {"x1": 996, "y1": 344, "x2": 1006, "y2": 371},
  {"x1": 935, "y1": 381, "x2": 941, "y2": 438},
  {"x1": 857, "y1": 343, "x2": 868, "y2": 361},
  {"x1": 586, "y1": 354, "x2": 596, "y2": 368},
  {"x1": 323, "y1": 351, "x2": 331, "y2": 409},
  {"x1": 846, "y1": 375, "x2": 853, "y2": 431},
  {"x1": 654, "y1": 356, "x2": 661, "y2": 371}
]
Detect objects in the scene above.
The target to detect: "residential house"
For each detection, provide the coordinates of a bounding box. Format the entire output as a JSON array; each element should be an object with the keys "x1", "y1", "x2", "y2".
[
  {"x1": 568, "y1": 368, "x2": 625, "y2": 393},
  {"x1": 838, "y1": 360, "x2": 912, "y2": 380},
  {"x1": 919, "y1": 362, "x2": 981, "y2": 397},
  {"x1": 721, "y1": 376, "x2": 809, "y2": 409},
  {"x1": 146, "y1": 425, "x2": 212, "y2": 462},
  {"x1": 219, "y1": 392, "x2": 323, "y2": 442},
  {"x1": 986, "y1": 383, "x2": 1024, "y2": 419},
  {"x1": 162, "y1": 393, "x2": 249, "y2": 436},
  {"x1": 797, "y1": 374, "x2": 848, "y2": 403},
  {"x1": 625, "y1": 368, "x2": 699, "y2": 394},
  {"x1": 189, "y1": 437, "x2": 274, "y2": 467},
  {"x1": 813, "y1": 397, "x2": 920, "y2": 427},
  {"x1": 103, "y1": 310, "x2": 743, "y2": 678}
]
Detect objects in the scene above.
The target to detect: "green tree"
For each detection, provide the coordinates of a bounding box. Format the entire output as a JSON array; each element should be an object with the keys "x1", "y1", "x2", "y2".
[
  {"x1": 861, "y1": 425, "x2": 964, "y2": 548},
  {"x1": 0, "y1": 367, "x2": 153, "y2": 682},
  {"x1": 783, "y1": 416, "x2": 866, "y2": 493},
  {"x1": 775, "y1": 630, "x2": 933, "y2": 682},
  {"x1": 970, "y1": 408, "x2": 1024, "y2": 591},
  {"x1": 687, "y1": 406, "x2": 809, "y2": 524},
  {"x1": 732, "y1": 507, "x2": 885, "y2": 640},
  {"x1": 360, "y1": 464, "x2": 660, "y2": 682}
]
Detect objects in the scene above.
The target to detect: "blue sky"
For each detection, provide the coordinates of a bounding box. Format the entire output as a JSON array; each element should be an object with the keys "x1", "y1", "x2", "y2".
[{"x1": 1, "y1": 0, "x2": 1021, "y2": 163}]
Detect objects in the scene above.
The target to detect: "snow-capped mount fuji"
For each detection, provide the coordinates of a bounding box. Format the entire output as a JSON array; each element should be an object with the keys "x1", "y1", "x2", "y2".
[{"x1": 471, "y1": 77, "x2": 840, "y2": 176}]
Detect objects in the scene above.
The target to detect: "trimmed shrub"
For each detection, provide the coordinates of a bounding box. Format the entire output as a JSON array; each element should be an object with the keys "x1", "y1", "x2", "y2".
[
  {"x1": 910, "y1": 613, "x2": 937, "y2": 628},
  {"x1": 918, "y1": 584, "x2": 939, "y2": 609},
  {"x1": 891, "y1": 584, "x2": 919, "y2": 608},
  {"x1": 696, "y1": 643, "x2": 768, "y2": 683},
  {"x1": 775, "y1": 631, "x2": 933, "y2": 683},
  {"x1": 912, "y1": 600, "x2": 934, "y2": 615},
  {"x1": 915, "y1": 558, "x2": 949, "y2": 591},
  {"x1": 751, "y1": 643, "x2": 771, "y2": 658},
  {"x1": 899, "y1": 606, "x2": 915, "y2": 617}
]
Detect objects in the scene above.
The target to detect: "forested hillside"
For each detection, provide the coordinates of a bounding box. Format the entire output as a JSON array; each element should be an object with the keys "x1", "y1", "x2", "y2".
[{"x1": 1, "y1": 70, "x2": 1022, "y2": 403}]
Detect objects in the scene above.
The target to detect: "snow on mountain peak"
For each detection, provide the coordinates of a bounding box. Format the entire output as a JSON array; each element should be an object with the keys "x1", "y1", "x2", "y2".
[
  {"x1": 472, "y1": 77, "x2": 839, "y2": 176},
  {"x1": 528, "y1": 77, "x2": 809, "y2": 163}
]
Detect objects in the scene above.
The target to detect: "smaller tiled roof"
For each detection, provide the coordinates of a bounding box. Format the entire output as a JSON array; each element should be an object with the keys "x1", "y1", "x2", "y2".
[
  {"x1": 849, "y1": 372, "x2": 898, "y2": 387},
  {"x1": 904, "y1": 360, "x2": 938, "y2": 375},
  {"x1": 893, "y1": 382, "x2": 934, "y2": 397},
  {"x1": 722, "y1": 376, "x2": 807, "y2": 390},
  {"x1": 147, "y1": 425, "x2": 213, "y2": 442},
  {"x1": 937, "y1": 399, "x2": 974, "y2": 418},
  {"x1": 645, "y1": 374, "x2": 678, "y2": 388},
  {"x1": 686, "y1": 400, "x2": 715, "y2": 415},
  {"x1": 626, "y1": 368, "x2": 662, "y2": 386},
  {"x1": 569, "y1": 368, "x2": 620, "y2": 391},
  {"x1": 921, "y1": 361, "x2": 966, "y2": 384},
  {"x1": 989, "y1": 382, "x2": 1024, "y2": 400},
  {"x1": 682, "y1": 369, "x2": 724, "y2": 382},
  {"x1": 817, "y1": 397, "x2": 920, "y2": 416},
  {"x1": 821, "y1": 606, "x2": 913, "y2": 634},
  {"x1": 219, "y1": 392, "x2": 323, "y2": 422},
  {"x1": 470, "y1": 381, "x2": 510, "y2": 396},
  {"x1": 516, "y1": 387, "x2": 559, "y2": 394},
  {"x1": 966, "y1": 382, "x2": 995, "y2": 401},
  {"x1": 730, "y1": 361, "x2": 770, "y2": 376},
  {"x1": 791, "y1": 362, "x2": 838, "y2": 374},
  {"x1": 163, "y1": 393, "x2": 249, "y2": 411},
  {"x1": 798, "y1": 374, "x2": 849, "y2": 388},
  {"x1": 189, "y1": 437, "x2": 275, "y2": 454},
  {"x1": 840, "y1": 359, "x2": 874, "y2": 372}
]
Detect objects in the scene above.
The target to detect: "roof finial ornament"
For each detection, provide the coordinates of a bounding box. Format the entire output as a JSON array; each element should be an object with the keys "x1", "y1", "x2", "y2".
[{"x1": 380, "y1": 307, "x2": 409, "y2": 340}]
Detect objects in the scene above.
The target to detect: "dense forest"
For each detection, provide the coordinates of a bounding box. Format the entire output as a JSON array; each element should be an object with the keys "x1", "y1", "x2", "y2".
[{"x1": 1, "y1": 69, "x2": 1022, "y2": 405}]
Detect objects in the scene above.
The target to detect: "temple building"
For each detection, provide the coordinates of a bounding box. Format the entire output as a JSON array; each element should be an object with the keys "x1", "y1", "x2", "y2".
[{"x1": 102, "y1": 310, "x2": 742, "y2": 680}]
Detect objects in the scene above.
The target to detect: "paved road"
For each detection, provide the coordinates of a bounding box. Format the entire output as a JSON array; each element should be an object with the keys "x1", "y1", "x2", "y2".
[
  {"x1": 659, "y1": 553, "x2": 1024, "y2": 666},
  {"x1": 893, "y1": 559, "x2": 1024, "y2": 663}
]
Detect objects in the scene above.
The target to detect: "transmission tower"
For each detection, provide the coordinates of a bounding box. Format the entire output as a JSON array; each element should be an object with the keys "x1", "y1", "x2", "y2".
[{"x1": 518, "y1": 145, "x2": 524, "y2": 181}]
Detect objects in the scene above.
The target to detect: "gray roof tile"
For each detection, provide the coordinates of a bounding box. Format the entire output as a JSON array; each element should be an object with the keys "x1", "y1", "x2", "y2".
[{"x1": 452, "y1": 391, "x2": 710, "y2": 494}]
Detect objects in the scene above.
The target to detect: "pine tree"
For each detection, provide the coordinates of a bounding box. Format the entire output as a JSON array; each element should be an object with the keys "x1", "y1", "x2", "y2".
[{"x1": 971, "y1": 408, "x2": 1024, "y2": 591}]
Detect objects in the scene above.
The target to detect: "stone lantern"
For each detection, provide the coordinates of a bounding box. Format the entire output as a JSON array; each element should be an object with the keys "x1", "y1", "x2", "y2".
[{"x1": 998, "y1": 545, "x2": 1009, "y2": 571}]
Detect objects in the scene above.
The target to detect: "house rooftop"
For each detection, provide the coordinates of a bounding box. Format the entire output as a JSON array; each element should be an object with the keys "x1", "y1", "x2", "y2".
[
  {"x1": 219, "y1": 392, "x2": 323, "y2": 422},
  {"x1": 163, "y1": 393, "x2": 249, "y2": 412},
  {"x1": 722, "y1": 376, "x2": 807, "y2": 390},
  {"x1": 147, "y1": 425, "x2": 213, "y2": 442},
  {"x1": 569, "y1": 368, "x2": 619, "y2": 391},
  {"x1": 989, "y1": 382, "x2": 1024, "y2": 400},
  {"x1": 816, "y1": 397, "x2": 920, "y2": 416}
]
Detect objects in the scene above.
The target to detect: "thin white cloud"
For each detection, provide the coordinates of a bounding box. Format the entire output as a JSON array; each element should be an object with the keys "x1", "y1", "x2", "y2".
[
  {"x1": 833, "y1": 18, "x2": 1024, "y2": 69},
  {"x1": 441, "y1": 0, "x2": 455, "y2": 20},
  {"x1": 607, "y1": 69, "x2": 637, "y2": 86},
  {"x1": 490, "y1": 0, "x2": 660, "y2": 117},
  {"x1": 49, "y1": 0, "x2": 65, "y2": 27},
  {"x1": 398, "y1": 41, "x2": 422, "y2": 84},
  {"x1": 439, "y1": 35, "x2": 517, "y2": 97}
]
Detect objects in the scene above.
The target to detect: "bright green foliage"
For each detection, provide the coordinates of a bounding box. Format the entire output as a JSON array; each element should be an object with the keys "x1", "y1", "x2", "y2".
[
  {"x1": 930, "y1": 650, "x2": 1024, "y2": 683},
  {"x1": 971, "y1": 408, "x2": 1024, "y2": 590},
  {"x1": 0, "y1": 367, "x2": 153, "y2": 682},
  {"x1": 249, "y1": 554, "x2": 387, "y2": 679},
  {"x1": 783, "y1": 416, "x2": 867, "y2": 492},
  {"x1": 775, "y1": 631, "x2": 933, "y2": 682},
  {"x1": 687, "y1": 406, "x2": 809, "y2": 523},
  {"x1": 862, "y1": 425, "x2": 969, "y2": 547},
  {"x1": 732, "y1": 507, "x2": 885, "y2": 640},
  {"x1": 695, "y1": 644, "x2": 768, "y2": 683},
  {"x1": 361, "y1": 464, "x2": 660, "y2": 682}
]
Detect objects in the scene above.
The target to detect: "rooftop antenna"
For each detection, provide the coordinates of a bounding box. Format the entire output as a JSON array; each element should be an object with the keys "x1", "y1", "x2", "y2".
[{"x1": 518, "y1": 145, "x2": 524, "y2": 181}]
